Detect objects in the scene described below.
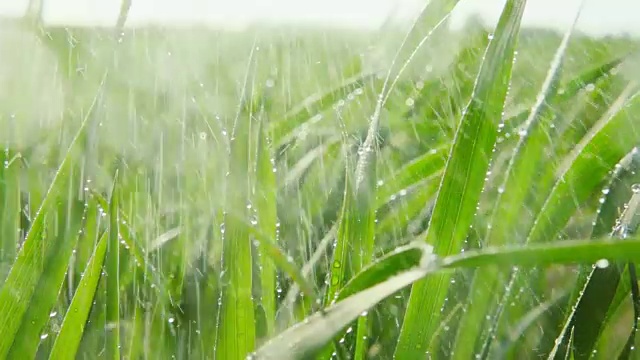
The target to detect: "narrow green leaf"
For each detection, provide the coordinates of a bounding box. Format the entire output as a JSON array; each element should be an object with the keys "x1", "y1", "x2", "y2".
[
  {"x1": 250, "y1": 228, "x2": 317, "y2": 307},
  {"x1": 49, "y1": 232, "x2": 108, "y2": 360},
  {"x1": 375, "y1": 145, "x2": 448, "y2": 208},
  {"x1": 106, "y1": 172, "x2": 120, "y2": 360},
  {"x1": 271, "y1": 73, "x2": 375, "y2": 151},
  {"x1": 501, "y1": 55, "x2": 626, "y2": 140},
  {"x1": 441, "y1": 238, "x2": 640, "y2": 269},
  {"x1": 277, "y1": 225, "x2": 337, "y2": 329},
  {"x1": 253, "y1": 248, "x2": 437, "y2": 360},
  {"x1": 570, "y1": 149, "x2": 640, "y2": 359},
  {"x1": 322, "y1": 108, "x2": 378, "y2": 360},
  {"x1": 396, "y1": 1, "x2": 526, "y2": 356},
  {"x1": 215, "y1": 47, "x2": 257, "y2": 360},
  {"x1": 454, "y1": 10, "x2": 579, "y2": 357},
  {"x1": 90, "y1": 189, "x2": 170, "y2": 305},
  {"x1": 0, "y1": 152, "x2": 21, "y2": 282},
  {"x1": 526, "y1": 85, "x2": 640, "y2": 246},
  {"x1": 335, "y1": 242, "x2": 432, "y2": 301},
  {"x1": 8, "y1": 196, "x2": 86, "y2": 358},
  {"x1": 0, "y1": 82, "x2": 101, "y2": 359},
  {"x1": 254, "y1": 117, "x2": 278, "y2": 337},
  {"x1": 256, "y1": 236, "x2": 640, "y2": 360}
]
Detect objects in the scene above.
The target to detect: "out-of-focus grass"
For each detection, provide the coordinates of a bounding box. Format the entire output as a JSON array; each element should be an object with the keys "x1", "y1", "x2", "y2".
[{"x1": 1, "y1": 1, "x2": 640, "y2": 358}]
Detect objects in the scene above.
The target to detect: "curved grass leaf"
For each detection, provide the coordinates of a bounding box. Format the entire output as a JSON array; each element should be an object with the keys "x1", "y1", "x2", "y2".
[
  {"x1": 256, "y1": 237, "x2": 640, "y2": 360},
  {"x1": 501, "y1": 55, "x2": 626, "y2": 140},
  {"x1": 90, "y1": 189, "x2": 172, "y2": 310},
  {"x1": 396, "y1": 1, "x2": 526, "y2": 356},
  {"x1": 8, "y1": 196, "x2": 86, "y2": 358},
  {"x1": 335, "y1": 242, "x2": 432, "y2": 301},
  {"x1": 526, "y1": 84, "x2": 639, "y2": 245},
  {"x1": 253, "y1": 247, "x2": 437, "y2": 360},
  {"x1": 375, "y1": 145, "x2": 448, "y2": 208},
  {"x1": 249, "y1": 228, "x2": 317, "y2": 306},
  {"x1": 48, "y1": 232, "x2": 108, "y2": 360},
  {"x1": 277, "y1": 225, "x2": 337, "y2": 328},
  {"x1": 569, "y1": 149, "x2": 640, "y2": 359},
  {"x1": 0, "y1": 84, "x2": 101, "y2": 359},
  {"x1": 271, "y1": 73, "x2": 376, "y2": 152},
  {"x1": 453, "y1": 10, "x2": 579, "y2": 358}
]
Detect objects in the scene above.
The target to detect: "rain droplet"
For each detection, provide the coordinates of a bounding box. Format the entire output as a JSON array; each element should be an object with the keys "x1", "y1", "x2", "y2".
[{"x1": 596, "y1": 259, "x2": 609, "y2": 269}]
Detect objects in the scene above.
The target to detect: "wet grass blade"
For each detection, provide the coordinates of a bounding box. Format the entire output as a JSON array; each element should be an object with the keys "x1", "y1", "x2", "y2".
[
  {"x1": 90, "y1": 189, "x2": 171, "y2": 306},
  {"x1": 254, "y1": 246, "x2": 437, "y2": 360},
  {"x1": 396, "y1": 1, "x2": 526, "y2": 356},
  {"x1": 569, "y1": 149, "x2": 640, "y2": 359},
  {"x1": 255, "y1": 236, "x2": 640, "y2": 360},
  {"x1": 375, "y1": 145, "x2": 448, "y2": 208},
  {"x1": 250, "y1": 228, "x2": 317, "y2": 308},
  {"x1": 254, "y1": 116, "x2": 279, "y2": 337},
  {"x1": 48, "y1": 232, "x2": 108, "y2": 360},
  {"x1": 277, "y1": 225, "x2": 337, "y2": 328},
  {"x1": 0, "y1": 151, "x2": 21, "y2": 281},
  {"x1": 335, "y1": 242, "x2": 432, "y2": 301},
  {"x1": 453, "y1": 10, "x2": 579, "y2": 357},
  {"x1": 0, "y1": 85, "x2": 100, "y2": 358},
  {"x1": 501, "y1": 55, "x2": 626, "y2": 138},
  {"x1": 271, "y1": 73, "x2": 375, "y2": 151},
  {"x1": 322, "y1": 116, "x2": 378, "y2": 359},
  {"x1": 8, "y1": 196, "x2": 86, "y2": 358},
  {"x1": 526, "y1": 85, "x2": 640, "y2": 246},
  {"x1": 215, "y1": 46, "x2": 257, "y2": 360},
  {"x1": 106, "y1": 172, "x2": 120, "y2": 360}
]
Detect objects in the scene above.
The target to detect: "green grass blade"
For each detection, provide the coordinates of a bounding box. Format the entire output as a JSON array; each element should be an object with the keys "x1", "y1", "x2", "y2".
[
  {"x1": 90, "y1": 189, "x2": 171, "y2": 305},
  {"x1": 335, "y1": 242, "x2": 432, "y2": 301},
  {"x1": 396, "y1": 1, "x2": 526, "y2": 356},
  {"x1": 8, "y1": 196, "x2": 86, "y2": 358},
  {"x1": 254, "y1": 115, "x2": 278, "y2": 337},
  {"x1": 0, "y1": 83, "x2": 101, "y2": 358},
  {"x1": 271, "y1": 73, "x2": 375, "y2": 151},
  {"x1": 106, "y1": 172, "x2": 120, "y2": 360},
  {"x1": 277, "y1": 225, "x2": 337, "y2": 328},
  {"x1": 375, "y1": 145, "x2": 447, "y2": 208},
  {"x1": 215, "y1": 46, "x2": 257, "y2": 360},
  {"x1": 526, "y1": 85, "x2": 640, "y2": 246},
  {"x1": 0, "y1": 152, "x2": 21, "y2": 282},
  {"x1": 441, "y1": 238, "x2": 640, "y2": 269},
  {"x1": 323, "y1": 111, "x2": 378, "y2": 360},
  {"x1": 501, "y1": 55, "x2": 626, "y2": 138},
  {"x1": 453, "y1": 10, "x2": 578, "y2": 357},
  {"x1": 569, "y1": 149, "x2": 640, "y2": 358},
  {"x1": 49, "y1": 232, "x2": 108, "y2": 360},
  {"x1": 253, "y1": 247, "x2": 437, "y2": 360},
  {"x1": 256, "y1": 236, "x2": 640, "y2": 360},
  {"x1": 250, "y1": 228, "x2": 317, "y2": 306}
]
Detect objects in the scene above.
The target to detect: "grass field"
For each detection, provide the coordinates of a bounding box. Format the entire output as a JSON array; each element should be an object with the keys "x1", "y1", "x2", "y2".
[{"x1": 2, "y1": 0, "x2": 640, "y2": 358}]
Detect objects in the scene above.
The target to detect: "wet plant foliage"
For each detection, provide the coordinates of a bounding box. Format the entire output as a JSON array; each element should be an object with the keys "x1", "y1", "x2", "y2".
[{"x1": 2, "y1": 0, "x2": 640, "y2": 359}]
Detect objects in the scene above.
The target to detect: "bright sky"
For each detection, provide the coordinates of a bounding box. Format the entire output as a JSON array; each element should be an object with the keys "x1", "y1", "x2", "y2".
[{"x1": 0, "y1": 0, "x2": 637, "y2": 35}]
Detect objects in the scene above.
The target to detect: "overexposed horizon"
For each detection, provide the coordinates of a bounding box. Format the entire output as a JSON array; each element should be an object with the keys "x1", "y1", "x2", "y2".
[{"x1": 0, "y1": 0, "x2": 638, "y2": 35}]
